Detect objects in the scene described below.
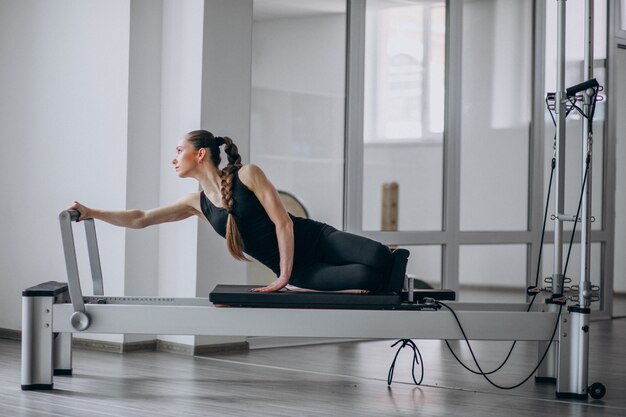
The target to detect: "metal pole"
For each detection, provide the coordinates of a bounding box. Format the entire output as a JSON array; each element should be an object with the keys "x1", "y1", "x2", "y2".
[
  {"x1": 537, "y1": 0, "x2": 568, "y2": 385},
  {"x1": 84, "y1": 219, "x2": 104, "y2": 296},
  {"x1": 557, "y1": 0, "x2": 595, "y2": 400},
  {"x1": 579, "y1": 0, "x2": 594, "y2": 313},
  {"x1": 553, "y1": 0, "x2": 567, "y2": 296}
]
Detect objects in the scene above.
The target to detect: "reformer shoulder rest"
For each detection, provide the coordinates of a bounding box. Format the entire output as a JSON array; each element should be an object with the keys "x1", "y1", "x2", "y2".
[{"x1": 209, "y1": 285, "x2": 455, "y2": 309}]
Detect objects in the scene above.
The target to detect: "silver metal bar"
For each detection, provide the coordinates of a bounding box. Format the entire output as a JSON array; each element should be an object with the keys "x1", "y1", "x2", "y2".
[
  {"x1": 53, "y1": 332, "x2": 72, "y2": 375},
  {"x1": 344, "y1": 0, "x2": 366, "y2": 232},
  {"x1": 442, "y1": 0, "x2": 463, "y2": 292},
  {"x1": 84, "y1": 219, "x2": 104, "y2": 296},
  {"x1": 556, "y1": 0, "x2": 595, "y2": 400},
  {"x1": 553, "y1": 0, "x2": 567, "y2": 295},
  {"x1": 539, "y1": 0, "x2": 569, "y2": 384},
  {"x1": 579, "y1": 1, "x2": 594, "y2": 311},
  {"x1": 81, "y1": 295, "x2": 535, "y2": 311},
  {"x1": 83, "y1": 296, "x2": 213, "y2": 306},
  {"x1": 51, "y1": 303, "x2": 558, "y2": 341},
  {"x1": 558, "y1": 307, "x2": 590, "y2": 398},
  {"x1": 59, "y1": 210, "x2": 86, "y2": 314}
]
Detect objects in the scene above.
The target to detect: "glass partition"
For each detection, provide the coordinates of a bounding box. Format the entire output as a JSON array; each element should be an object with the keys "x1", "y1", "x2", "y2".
[
  {"x1": 398, "y1": 245, "x2": 442, "y2": 289},
  {"x1": 250, "y1": 0, "x2": 347, "y2": 227},
  {"x1": 362, "y1": 0, "x2": 446, "y2": 232},
  {"x1": 459, "y1": 0, "x2": 533, "y2": 231},
  {"x1": 544, "y1": 0, "x2": 607, "y2": 232},
  {"x1": 459, "y1": 244, "x2": 528, "y2": 303}
]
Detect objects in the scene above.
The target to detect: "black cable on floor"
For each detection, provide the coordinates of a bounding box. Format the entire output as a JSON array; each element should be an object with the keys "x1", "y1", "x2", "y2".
[
  {"x1": 437, "y1": 300, "x2": 563, "y2": 390},
  {"x1": 439, "y1": 154, "x2": 590, "y2": 390},
  {"x1": 387, "y1": 339, "x2": 424, "y2": 386}
]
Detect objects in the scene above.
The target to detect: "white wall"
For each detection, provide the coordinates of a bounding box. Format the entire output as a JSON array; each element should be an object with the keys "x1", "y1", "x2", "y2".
[
  {"x1": 0, "y1": 1, "x2": 131, "y2": 341},
  {"x1": 0, "y1": 0, "x2": 256, "y2": 350}
]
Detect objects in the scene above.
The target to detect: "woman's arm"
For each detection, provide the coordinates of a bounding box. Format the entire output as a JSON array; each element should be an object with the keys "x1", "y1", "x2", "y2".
[
  {"x1": 238, "y1": 164, "x2": 294, "y2": 293},
  {"x1": 69, "y1": 193, "x2": 202, "y2": 229}
]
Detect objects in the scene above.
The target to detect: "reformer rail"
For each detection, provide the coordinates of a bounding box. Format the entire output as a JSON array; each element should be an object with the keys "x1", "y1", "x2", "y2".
[{"x1": 21, "y1": 209, "x2": 587, "y2": 398}]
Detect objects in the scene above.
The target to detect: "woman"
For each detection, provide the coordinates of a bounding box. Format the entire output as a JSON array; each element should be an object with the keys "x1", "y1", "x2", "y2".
[{"x1": 70, "y1": 130, "x2": 409, "y2": 293}]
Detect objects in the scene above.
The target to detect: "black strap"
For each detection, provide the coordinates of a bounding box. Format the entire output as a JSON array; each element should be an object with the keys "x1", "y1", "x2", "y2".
[{"x1": 387, "y1": 339, "x2": 424, "y2": 386}]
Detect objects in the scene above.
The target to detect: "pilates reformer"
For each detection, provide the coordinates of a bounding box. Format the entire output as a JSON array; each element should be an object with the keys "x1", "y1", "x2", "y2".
[
  {"x1": 21, "y1": 0, "x2": 607, "y2": 400},
  {"x1": 20, "y1": 209, "x2": 602, "y2": 399}
]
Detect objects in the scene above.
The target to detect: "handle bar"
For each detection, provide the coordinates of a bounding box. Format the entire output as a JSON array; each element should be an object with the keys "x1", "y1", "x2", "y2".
[{"x1": 59, "y1": 209, "x2": 104, "y2": 331}]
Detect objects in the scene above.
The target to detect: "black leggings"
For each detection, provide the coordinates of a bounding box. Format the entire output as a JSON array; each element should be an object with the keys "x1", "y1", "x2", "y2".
[{"x1": 289, "y1": 226, "x2": 393, "y2": 291}]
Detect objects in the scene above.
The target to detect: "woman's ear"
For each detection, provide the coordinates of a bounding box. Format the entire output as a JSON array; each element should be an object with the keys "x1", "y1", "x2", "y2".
[{"x1": 196, "y1": 147, "x2": 207, "y2": 162}]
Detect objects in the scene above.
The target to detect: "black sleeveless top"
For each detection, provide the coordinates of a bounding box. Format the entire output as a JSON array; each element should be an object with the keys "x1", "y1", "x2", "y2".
[{"x1": 199, "y1": 171, "x2": 325, "y2": 276}]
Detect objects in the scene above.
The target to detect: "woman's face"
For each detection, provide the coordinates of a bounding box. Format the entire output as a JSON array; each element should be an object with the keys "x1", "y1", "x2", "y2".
[{"x1": 172, "y1": 137, "x2": 199, "y2": 178}]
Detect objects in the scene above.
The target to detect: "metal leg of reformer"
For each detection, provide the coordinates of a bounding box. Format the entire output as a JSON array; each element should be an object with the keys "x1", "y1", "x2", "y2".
[
  {"x1": 557, "y1": 308, "x2": 590, "y2": 399},
  {"x1": 535, "y1": 303, "x2": 559, "y2": 383},
  {"x1": 53, "y1": 331, "x2": 73, "y2": 376},
  {"x1": 21, "y1": 295, "x2": 55, "y2": 390}
]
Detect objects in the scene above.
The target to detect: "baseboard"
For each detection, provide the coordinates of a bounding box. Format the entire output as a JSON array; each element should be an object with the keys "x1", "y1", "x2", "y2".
[
  {"x1": 73, "y1": 338, "x2": 250, "y2": 356},
  {"x1": 0, "y1": 328, "x2": 249, "y2": 355},
  {"x1": 155, "y1": 340, "x2": 195, "y2": 356},
  {"x1": 72, "y1": 338, "x2": 129, "y2": 354},
  {"x1": 246, "y1": 337, "x2": 360, "y2": 350},
  {"x1": 193, "y1": 341, "x2": 249, "y2": 356},
  {"x1": 157, "y1": 340, "x2": 249, "y2": 356},
  {"x1": 122, "y1": 340, "x2": 158, "y2": 353},
  {"x1": 0, "y1": 328, "x2": 21, "y2": 341}
]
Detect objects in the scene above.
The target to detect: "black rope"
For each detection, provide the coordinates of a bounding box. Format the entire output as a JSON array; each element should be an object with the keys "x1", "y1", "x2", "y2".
[
  {"x1": 438, "y1": 300, "x2": 563, "y2": 390},
  {"x1": 387, "y1": 339, "x2": 424, "y2": 386},
  {"x1": 389, "y1": 89, "x2": 596, "y2": 390},
  {"x1": 439, "y1": 153, "x2": 590, "y2": 390},
  {"x1": 534, "y1": 157, "x2": 556, "y2": 289},
  {"x1": 445, "y1": 155, "x2": 557, "y2": 377}
]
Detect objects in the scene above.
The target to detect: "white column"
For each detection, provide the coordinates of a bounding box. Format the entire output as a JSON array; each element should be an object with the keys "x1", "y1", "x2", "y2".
[
  {"x1": 158, "y1": 0, "x2": 205, "y2": 347},
  {"x1": 195, "y1": 0, "x2": 253, "y2": 348},
  {"x1": 123, "y1": 0, "x2": 164, "y2": 345}
]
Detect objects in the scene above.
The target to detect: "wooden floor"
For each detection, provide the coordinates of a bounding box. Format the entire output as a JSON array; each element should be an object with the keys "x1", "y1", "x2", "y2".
[{"x1": 2, "y1": 318, "x2": 625, "y2": 416}]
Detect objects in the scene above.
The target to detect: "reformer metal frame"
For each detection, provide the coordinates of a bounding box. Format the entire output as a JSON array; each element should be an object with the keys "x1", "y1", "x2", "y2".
[{"x1": 23, "y1": 209, "x2": 580, "y2": 397}]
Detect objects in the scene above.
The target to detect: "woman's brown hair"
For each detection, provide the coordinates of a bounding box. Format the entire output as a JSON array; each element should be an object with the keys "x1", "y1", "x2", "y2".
[{"x1": 186, "y1": 130, "x2": 247, "y2": 260}]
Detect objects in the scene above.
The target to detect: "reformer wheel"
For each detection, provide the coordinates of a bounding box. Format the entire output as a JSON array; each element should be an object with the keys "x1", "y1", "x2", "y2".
[{"x1": 588, "y1": 382, "x2": 606, "y2": 400}]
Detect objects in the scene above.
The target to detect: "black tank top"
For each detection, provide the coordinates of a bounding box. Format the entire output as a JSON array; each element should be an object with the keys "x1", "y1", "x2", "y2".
[{"x1": 199, "y1": 171, "x2": 325, "y2": 276}]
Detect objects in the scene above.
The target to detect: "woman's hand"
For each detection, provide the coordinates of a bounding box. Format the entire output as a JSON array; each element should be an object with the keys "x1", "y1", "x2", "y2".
[
  {"x1": 250, "y1": 275, "x2": 290, "y2": 293},
  {"x1": 68, "y1": 201, "x2": 92, "y2": 221}
]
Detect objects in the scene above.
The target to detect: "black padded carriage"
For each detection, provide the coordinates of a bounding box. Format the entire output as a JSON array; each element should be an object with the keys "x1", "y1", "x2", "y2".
[{"x1": 209, "y1": 285, "x2": 455, "y2": 309}]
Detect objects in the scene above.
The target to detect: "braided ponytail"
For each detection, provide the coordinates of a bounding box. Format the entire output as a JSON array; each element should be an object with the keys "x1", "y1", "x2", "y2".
[
  {"x1": 186, "y1": 130, "x2": 247, "y2": 261},
  {"x1": 219, "y1": 136, "x2": 247, "y2": 261}
]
